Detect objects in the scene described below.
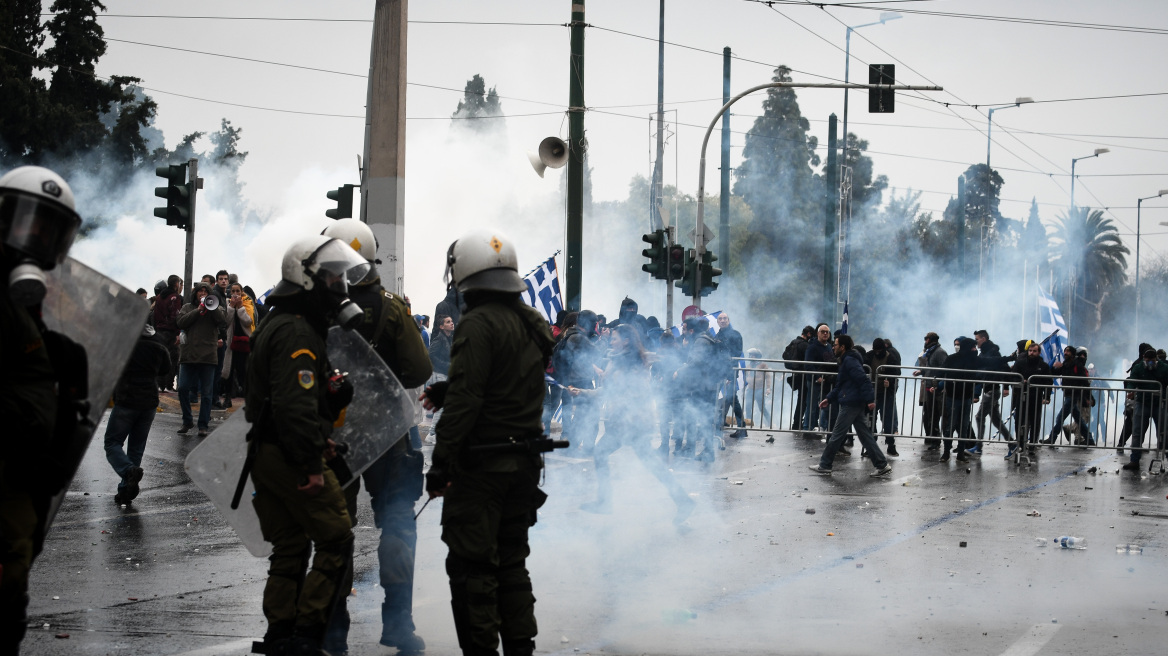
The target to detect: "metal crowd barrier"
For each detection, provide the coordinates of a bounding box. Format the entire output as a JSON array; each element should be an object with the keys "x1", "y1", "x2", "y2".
[
  {"x1": 1024, "y1": 377, "x2": 1165, "y2": 472},
  {"x1": 730, "y1": 358, "x2": 869, "y2": 436}
]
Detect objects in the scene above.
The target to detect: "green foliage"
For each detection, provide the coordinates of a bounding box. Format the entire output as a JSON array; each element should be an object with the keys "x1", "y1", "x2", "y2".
[
  {"x1": 1050, "y1": 207, "x2": 1129, "y2": 334},
  {"x1": 0, "y1": 0, "x2": 49, "y2": 159},
  {"x1": 451, "y1": 74, "x2": 504, "y2": 128}
]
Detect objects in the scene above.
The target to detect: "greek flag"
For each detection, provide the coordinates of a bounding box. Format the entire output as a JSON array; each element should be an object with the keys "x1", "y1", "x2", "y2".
[
  {"x1": 521, "y1": 255, "x2": 563, "y2": 325},
  {"x1": 1038, "y1": 288, "x2": 1068, "y2": 367}
]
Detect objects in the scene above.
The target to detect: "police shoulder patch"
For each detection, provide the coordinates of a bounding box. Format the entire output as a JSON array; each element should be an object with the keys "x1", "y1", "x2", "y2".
[{"x1": 298, "y1": 370, "x2": 315, "y2": 389}]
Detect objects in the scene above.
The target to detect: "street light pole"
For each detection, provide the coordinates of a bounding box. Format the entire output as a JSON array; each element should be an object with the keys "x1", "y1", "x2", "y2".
[
  {"x1": 985, "y1": 97, "x2": 1033, "y2": 173},
  {"x1": 1136, "y1": 189, "x2": 1168, "y2": 343},
  {"x1": 692, "y1": 80, "x2": 944, "y2": 309},
  {"x1": 1070, "y1": 148, "x2": 1109, "y2": 211},
  {"x1": 980, "y1": 97, "x2": 1031, "y2": 323},
  {"x1": 841, "y1": 13, "x2": 900, "y2": 185}
]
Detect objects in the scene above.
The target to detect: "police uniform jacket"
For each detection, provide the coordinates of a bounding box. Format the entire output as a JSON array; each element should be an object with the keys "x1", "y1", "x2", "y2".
[
  {"x1": 432, "y1": 298, "x2": 554, "y2": 473},
  {"x1": 245, "y1": 309, "x2": 335, "y2": 476}
]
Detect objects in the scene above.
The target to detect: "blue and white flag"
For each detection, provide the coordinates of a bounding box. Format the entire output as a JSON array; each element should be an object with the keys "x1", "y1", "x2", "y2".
[
  {"x1": 521, "y1": 255, "x2": 563, "y2": 325},
  {"x1": 1037, "y1": 288, "x2": 1068, "y2": 367},
  {"x1": 840, "y1": 301, "x2": 849, "y2": 335}
]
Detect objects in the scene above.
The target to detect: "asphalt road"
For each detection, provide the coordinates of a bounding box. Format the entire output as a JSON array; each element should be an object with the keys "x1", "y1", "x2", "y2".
[{"x1": 22, "y1": 409, "x2": 1168, "y2": 656}]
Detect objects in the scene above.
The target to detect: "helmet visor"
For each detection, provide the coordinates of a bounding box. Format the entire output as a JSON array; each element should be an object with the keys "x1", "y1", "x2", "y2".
[
  {"x1": 308, "y1": 239, "x2": 372, "y2": 295},
  {"x1": 0, "y1": 192, "x2": 82, "y2": 269}
]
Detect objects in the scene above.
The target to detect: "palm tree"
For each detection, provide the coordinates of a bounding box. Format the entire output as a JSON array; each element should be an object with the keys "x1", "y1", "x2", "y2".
[{"x1": 1049, "y1": 207, "x2": 1130, "y2": 335}]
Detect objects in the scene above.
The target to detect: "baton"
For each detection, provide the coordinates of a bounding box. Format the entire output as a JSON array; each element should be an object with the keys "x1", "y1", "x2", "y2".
[{"x1": 414, "y1": 497, "x2": 431, "y2": 520}]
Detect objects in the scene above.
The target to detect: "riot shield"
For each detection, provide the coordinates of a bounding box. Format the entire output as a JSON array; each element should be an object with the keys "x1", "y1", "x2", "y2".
[
  {"x1": 41, "y1": 257, "x2": 151, "y2": 529},
  {"x1": 184, "y1": 325, "x2": 414, "y2": 557},
  {"x1": 325, "y1": 325, "x2": 416, "y2": 486}
]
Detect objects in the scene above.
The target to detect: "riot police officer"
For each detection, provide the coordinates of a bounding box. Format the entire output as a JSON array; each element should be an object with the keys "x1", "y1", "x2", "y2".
[
  {"x1": 245, "y1": 235, "x2": 369, "y2": 656},
  {"x1": 320, "y1": 219, "x2": 433, "y2": 655},
  {"x1": 0, "y1": 166, "x2": 84, "y2": 654},
  {"x1": 422, "y1": 230, "x2": 555, "y2": 656}
]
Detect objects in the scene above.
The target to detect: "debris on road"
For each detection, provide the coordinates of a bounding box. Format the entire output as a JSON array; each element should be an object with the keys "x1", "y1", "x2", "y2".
[
  {"x1": 1027, "y1": 510, "x2": 1041, "y2": 517},
  {"x1": 805, "y1": 508, "x2": 816, "y2": 514}
]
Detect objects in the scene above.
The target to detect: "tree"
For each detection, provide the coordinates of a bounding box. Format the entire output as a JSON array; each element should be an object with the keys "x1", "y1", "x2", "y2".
[
  {"x1": 1049, "y1": 207, "x2": 1129, "y2": 335},
  {"x1": 0, "y1": 0, "x2": 48, "y2": 159},
  {"x1": 732, "y1": 66, "x2": 824, "y2": 315},
  {"x1": 451, "y1": 74, "x2": 504, "y2": 128},
  {"x1": 841, "y1": 132, "x2": 888, "y2": 211}
]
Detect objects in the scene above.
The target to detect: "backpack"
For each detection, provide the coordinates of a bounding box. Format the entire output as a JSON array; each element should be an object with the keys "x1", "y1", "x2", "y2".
[{"x1": 782, "y1": 338, "x2": 800, "y2": 362}]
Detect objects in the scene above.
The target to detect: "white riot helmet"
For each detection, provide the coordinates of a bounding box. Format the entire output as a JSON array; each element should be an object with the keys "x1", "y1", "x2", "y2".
[
  {"x1": 321, "y1": 218, "x2": 379, "y2": 283},
  {"x1": 0, "y1": 166, "x2": 83, "y2": 305},
  {"x1": 270, "y1": 235, "x2": 371, "y2": 329},
  {"x1": 444, "y1": 229, "x2": 526, "y2": 294}
]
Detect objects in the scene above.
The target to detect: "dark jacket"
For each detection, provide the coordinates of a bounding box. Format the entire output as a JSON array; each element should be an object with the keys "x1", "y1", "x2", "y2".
[
  {"x1": 716, "y1": 325, "x2": 744, "y2": 380},
  {"x1": 865, "y1": 346, "x2": 901, "y2": 395},
  {"x1": 1012, "y1": 355, "x2": 1053, "y2": 404},
  {"x1": 678, "y1": 332, "x2": 722, "y2": 398},
  {"x1": 1125, "y1": 358, "x2": 1168, "y2": 400},
  {"x1": 977, "y1": 339, "x2": 1016, "y2": 387},
  {"x1": 113, "y1": 333, "x2": 172, "y2": 410},
  {"x1": 433, "y1": 297, "x2": 554, "y2": 472},
  {"x1": 429, "y1": 329, "x2": 453, "y2": 376},
  {"x1": 245, "y1": 305, "x2": 337, "y2": 476},
  {"x1": 176, "y1": 300, "x2": 228, "y2": 365},
  {"x1": 826, "y1": 349, "x2": 874, "y2": 407},
  {"x1": 937, "y1": 337, "x2": 981, "y2": 403},
  {"x1": 153, "y1": 292, "x2": 182, "y2": 333},
  {"x1": 349, "y1": 283, "x2": 433, "y2": 388},
  {"x1": 803, "y1": 339, "x2": 836, "y2": 387},
  {"x1": 435, "y1": 288, "x2": 462, "y2": 327},
  {"x1": 554, "y1": 324, "x2": 602, "y2": 387}
]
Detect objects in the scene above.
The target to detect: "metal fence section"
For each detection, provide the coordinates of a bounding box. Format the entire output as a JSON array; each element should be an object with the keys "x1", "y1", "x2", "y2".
[
  {"x1": 730, "y1": 358, "x2": 871, "y2": 436},
  {"x1": 1023, "y1": 377, "x2": 1165, "y2": 472}
]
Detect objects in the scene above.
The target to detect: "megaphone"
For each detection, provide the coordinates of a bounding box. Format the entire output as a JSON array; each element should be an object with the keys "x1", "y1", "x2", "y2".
[
  {"x1": 527, "y1": 137, "x2": 569, "y2": 178},
  {"x1": 203, "y1": 295, "x2": 219, "y2": 311}
]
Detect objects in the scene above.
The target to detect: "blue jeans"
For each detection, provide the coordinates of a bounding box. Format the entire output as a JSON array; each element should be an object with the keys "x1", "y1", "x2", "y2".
[
  {"x1": 819, "y1": 403, "x2": 887, "y2": 470},
  {"x1": 802, "y1": 379, "x2": 830, "y2": 431},
  {"x1": 177, "y1": 363, "x2": 216, "y2": 429},
  {"x1": 103, "y1": 405, "x2": 156, "y2": 492},
  {"x1": 325, "y1": 440, "x2": 424, "y2": 651}
]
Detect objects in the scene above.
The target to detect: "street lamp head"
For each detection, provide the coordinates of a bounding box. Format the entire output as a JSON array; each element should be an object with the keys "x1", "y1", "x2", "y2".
[
  {"x1": 878, "y1": 12, "x2": 902, "y2": 22},
  {"x1": 1158, "y1": 189, "x2": 1168, "y2": 196},
  {"x1": 1015, "y1": 97, "x2": 1034, "y2": 105},
  {"x1": 1094, "y1": 148, "x2": 1110, "y2": 156}
]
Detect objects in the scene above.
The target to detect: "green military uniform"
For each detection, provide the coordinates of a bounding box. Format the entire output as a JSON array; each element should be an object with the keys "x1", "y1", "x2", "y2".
[
  {"x1": 246, "y1": 308, "x2": 353, "y2": 645},
  {"x1": 0, "y1": 293, "x2": 59, "y2": 651},
  {"x1": 433, "y1": 296, "x2": 555, "y2": 656},
  {"x1": 325, "y1": 282, "x2": 433, "y2": 653}
]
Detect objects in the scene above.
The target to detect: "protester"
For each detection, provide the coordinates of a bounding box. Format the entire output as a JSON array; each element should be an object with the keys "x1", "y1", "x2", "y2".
[
  {"x1": 865, "y1": 337, "x2": 901, "y2": 456},
  {"x1": 175, "y1": 281, "x2": 227, "y2": 437},
  {"x1": 153, "y1": 274, "x2": 183, "y2": 392},
  {"x1": 219, "y1": 282, "x2": 255, "y2": 407},
  {"x1": 105, "y1": 323, "x2": 171, "y2": 504},
  {"x1": 809, "y1": 334, "x2": 892, "y2": 477}
]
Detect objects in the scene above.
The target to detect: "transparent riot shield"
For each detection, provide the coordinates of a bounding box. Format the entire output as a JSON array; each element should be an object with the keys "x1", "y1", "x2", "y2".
[
  {"x1": 184, "y1": 324, "x2": 415, "y2": 557},
  {"x1": 42, "y1": 257, "x2": 151, "y2": 529}
]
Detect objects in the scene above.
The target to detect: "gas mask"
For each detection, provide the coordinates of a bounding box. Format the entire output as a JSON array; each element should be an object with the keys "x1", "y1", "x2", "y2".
[
  {"x1": 302, "y1": 239, "x2": 370, "y2": 331},
  {"x1": 8, "y1": 258, "x2": 47, "y2": 306}
]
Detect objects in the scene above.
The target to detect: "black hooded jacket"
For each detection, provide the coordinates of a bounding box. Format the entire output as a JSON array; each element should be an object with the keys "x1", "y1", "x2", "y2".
[{"x1": 938, "y1": 337, "x2": 981, "y2": 403}]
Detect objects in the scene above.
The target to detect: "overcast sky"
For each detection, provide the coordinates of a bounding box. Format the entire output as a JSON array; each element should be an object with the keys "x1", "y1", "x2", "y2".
[{"x1": 81, "y1": 0, "x2": 1168, "y2": 316}]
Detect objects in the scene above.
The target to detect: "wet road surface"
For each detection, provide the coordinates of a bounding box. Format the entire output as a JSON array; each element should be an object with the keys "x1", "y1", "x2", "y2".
[{"x1": 23, "y1": 411, "x2": 1168, "y2": 655}]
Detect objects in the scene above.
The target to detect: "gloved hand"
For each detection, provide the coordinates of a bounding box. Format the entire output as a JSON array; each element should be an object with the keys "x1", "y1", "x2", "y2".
[
  {"x1": 425, "y1": 466, "x2": 450, "y2": 498},
  {"x1": 325, "y1": 369, "x2": 354, "y2": 421},
  {"x1": 421, "y1": 379, "x2": 449, "y2": 411}
]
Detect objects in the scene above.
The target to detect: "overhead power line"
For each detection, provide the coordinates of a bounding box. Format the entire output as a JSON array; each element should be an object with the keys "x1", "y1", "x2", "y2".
[{"x1": 45, "y1": 13, "x2": 563, "y2": 26}]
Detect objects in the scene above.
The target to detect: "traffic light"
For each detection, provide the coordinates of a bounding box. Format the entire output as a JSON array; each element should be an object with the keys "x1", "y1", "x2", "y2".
[
  {"x1": 326, "y1": 184, "x2": 356, "y2": 219},
  {"x1": 154, "y1": 163, "x2": 191, "y2": 229},
  {"x1": 667, "y1": 244, "x2": 686, "y2": 281},
  {"x1": 674, "y1": 247, "x2": 696, "y2": 297},
  {"x1": 869, "y1": 64, "x2": 895, "y2": 113},
  {"x1": 700, "y1": 249, "x2": 722, "y2": 296},
  {"x1": 641, "y1": 229, "x2": 667, "y2": 279}
]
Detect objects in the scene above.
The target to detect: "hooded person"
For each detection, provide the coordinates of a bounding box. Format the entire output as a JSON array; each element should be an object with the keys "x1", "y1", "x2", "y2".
[
  {"x1": 1008, "y1": 339, "x2": 1053, "y2": 458},
  {"x1": 1117, "y1": 342, "x2": 1155, "y2": 455},
  {"x1": 934, "y1": 336, "x2": 981, "y2": 462},
  {"x1": 554, "y1": 308, "x2": 602, "y2": 454},
  {"x1": 864, "y1": 337, "x2": 901, "y2": 456},
  {"x1": 809, "y1": 334, "x2": 893, "y2": 477},
  {"x1": 968, "y1": 329, "x2": 1014, "y2": 457},
  {"x1": 1122, "y1": 347, "x2": 1168, "y2": 471},
  {"x1": 104, "y1": 322, "x2": 172, "y2": 505}
]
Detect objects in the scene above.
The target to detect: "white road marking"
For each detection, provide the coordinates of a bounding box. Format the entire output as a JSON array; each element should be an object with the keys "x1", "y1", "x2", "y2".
[
  {"x1": 998, "y1": 624, "x2": 1061, "y2": 656},
  {"x1": 172, "y1": 637, "x2": 254, "y2": 656}
]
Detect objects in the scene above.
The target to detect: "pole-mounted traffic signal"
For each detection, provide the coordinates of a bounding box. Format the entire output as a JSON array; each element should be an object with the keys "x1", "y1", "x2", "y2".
[
  {"x1": 641, "y1": 229, "x2": 667, "y2": 279},
  {"x1": 700, "y1": 249, "x2": 722, "y2": 296},
  {"x1": 674, "y1": 247, "x2": 696, "y2": 297},
  {"x1": 326, "y1": 184, "x2": 356, "y2": 219},
  {"x1": 869, "y1": 64, "x2": 895, "y2": 113},
  {"x1": 154, "y1": 163, "x2": 191, "y2": 229},
  {"x1": 668, "y1": 244, "x2": 686, "y2": 281}
]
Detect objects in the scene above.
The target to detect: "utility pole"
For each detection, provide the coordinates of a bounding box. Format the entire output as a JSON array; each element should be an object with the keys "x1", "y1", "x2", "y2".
[
  {"x1": 649, "y1": 0, "x2": 665, "y2": 233},
  {"x1": 184, "y1": 158, "x2": 201, "y2": 303},
  {"x1": 719, "y1": 47, "x2": 731, "y2": 273},
  {"x1": 360, "y1": 0, "x2": 407, "y2": 294},
  {"x1": 823, "y1": 115, "x2": 839, "y2": 324},
  {"x1": 957, "y1": 173, "x2": 966, "y2": 280},
  {"x1": 565, "y1": 0, "x2": 586, "y2": 312}
]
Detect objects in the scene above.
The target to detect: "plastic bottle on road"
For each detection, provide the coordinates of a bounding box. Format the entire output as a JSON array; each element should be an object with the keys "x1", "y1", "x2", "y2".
[
  {"x1": 1054, "y1": 536, "x2": 1086, "y2": 549},
  {"x1": 1034, "y1": 538, "x2": 1047, "y2": 547},
  {"x1": 1115, "y1": 544, "x2": 1143, "y2": 554},
  {"x1": 662, "y1": 609, "x2": 698, "y2": 624}
]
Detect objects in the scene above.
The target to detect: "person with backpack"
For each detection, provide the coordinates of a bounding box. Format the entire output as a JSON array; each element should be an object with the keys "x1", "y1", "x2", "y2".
[{"x1": 783, "y1": 326, "x2": 814, "y2": 431}]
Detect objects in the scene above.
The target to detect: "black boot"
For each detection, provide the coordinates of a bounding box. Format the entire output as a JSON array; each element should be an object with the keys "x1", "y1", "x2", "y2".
[{"x1": 502, "y1": 638, "x2": 536, "y2": 656}]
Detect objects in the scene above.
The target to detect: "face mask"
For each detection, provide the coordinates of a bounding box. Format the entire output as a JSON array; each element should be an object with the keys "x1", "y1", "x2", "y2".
[
  {"x1": 8, "y1": 259, "x2": 46, "y2": 306},
  {"x1": 333, "y1": 297, "x2": 363, "y2": 330}
]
